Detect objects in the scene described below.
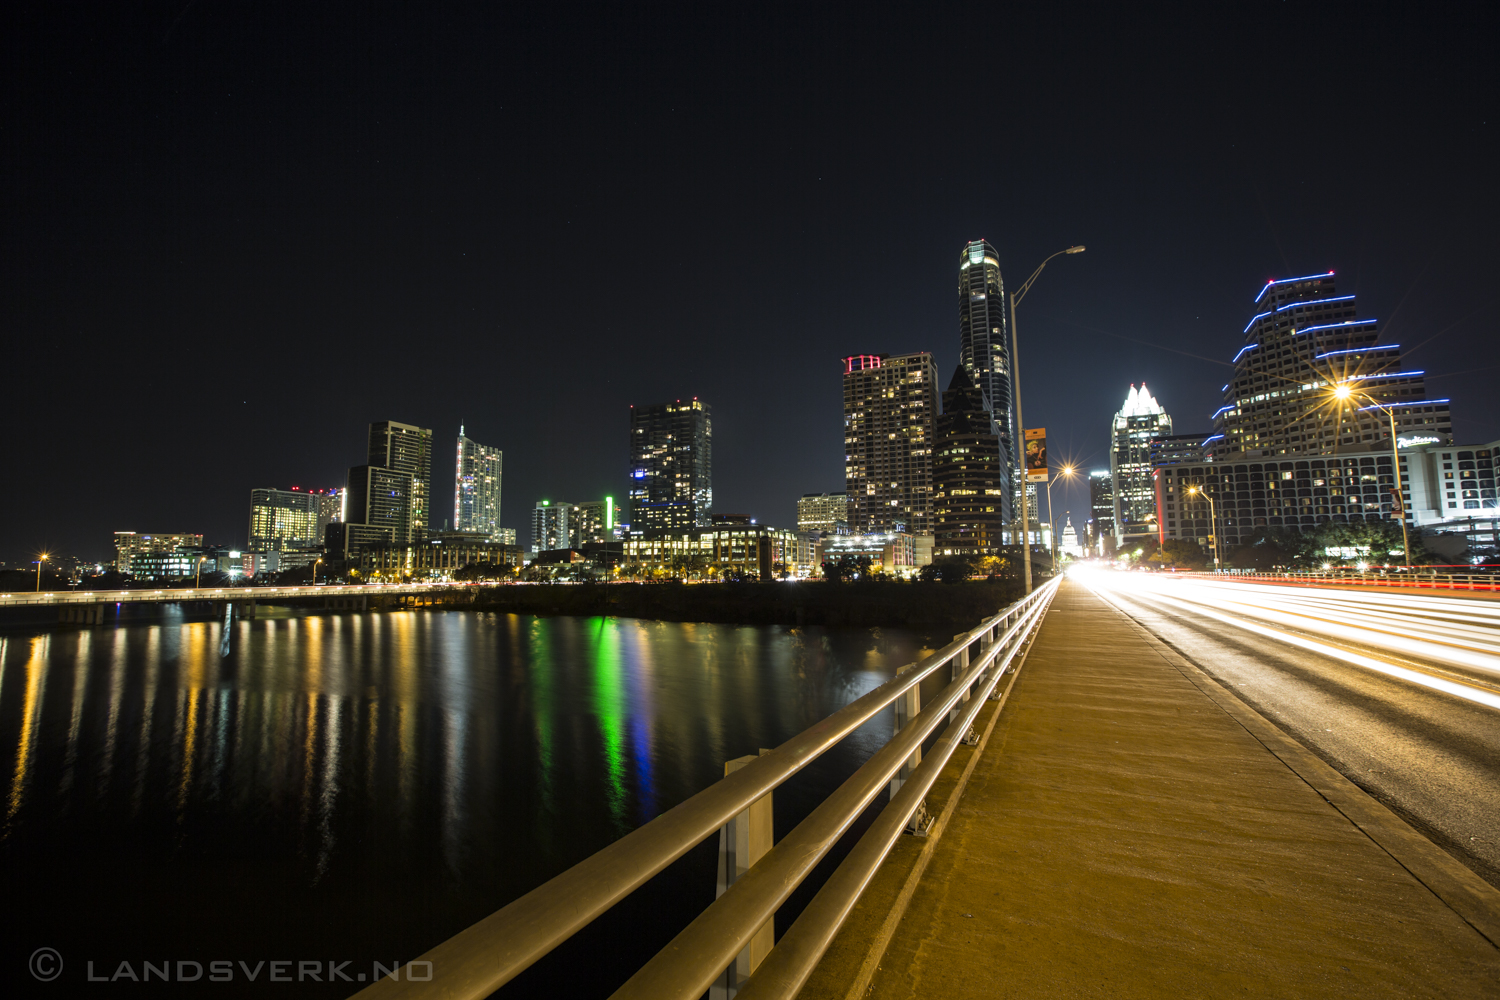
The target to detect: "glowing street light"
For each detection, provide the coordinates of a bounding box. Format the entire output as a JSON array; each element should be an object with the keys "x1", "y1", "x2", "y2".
[
  {"x1": 1329, "y1": 380, "x2": 1412, "y2": 567},
  {"x1": 1184, "y1": 486, "x2": 1221, "y2": 571},
  {"x1": 1047, "y1": 464, "x2": 1078, "y2": 568},
  {"x1": 35, "y1": 552, "x2": 48, "y2": 592},
  {"x1": 1009, "y1": 245, "x2": 1086, "y2": 592},
  {"x1": 313, "y1": 557, "x2": 323, "y2": 586}
]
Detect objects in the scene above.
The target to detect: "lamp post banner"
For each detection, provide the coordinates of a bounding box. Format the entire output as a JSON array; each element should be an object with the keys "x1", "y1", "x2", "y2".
[{"x1": 1024, "y1": 428, "x2": 1048, "y2": 482}]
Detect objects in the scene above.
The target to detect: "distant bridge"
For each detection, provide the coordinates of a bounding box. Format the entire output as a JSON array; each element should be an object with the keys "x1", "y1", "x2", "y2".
[{"x1": 0, "y1": 581, "x2": 496, "y2": 624}]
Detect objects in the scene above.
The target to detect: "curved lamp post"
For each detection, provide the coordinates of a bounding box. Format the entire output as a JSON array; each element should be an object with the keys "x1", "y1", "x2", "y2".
[
  {"x1": 1331, "y1": 382, "x2": 1412, "y2": 567},
  {"x1": 1009, "y1": 245, "x2": 1085, "y2": 592},
  {"x1": 1184, "y1": 486, "x2": 1221, "y2": 571}
]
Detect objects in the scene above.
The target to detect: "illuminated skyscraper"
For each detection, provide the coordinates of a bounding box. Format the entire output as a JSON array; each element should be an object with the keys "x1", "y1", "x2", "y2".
[
  {"x1": 958, "y1": 239, "x2": 1016, "y2": 514},
  {"x1": 1111, "y1": 384, "x2": 1172, "y2": 547},
  {"x1": 369, "y1": 421, "x2": 432, "y2": 541},
  {"x1": 1088, "y1": 470, "x2": 1115, "y2": 553},
  {"x1": 629, "y1": 400, "x2": 712, "y2": 533},
  {"x1": 571, "y1": 498, "x2": 617, "y2": 546},
  {"x1": 454, "y1": 427, "x2": 503, "y2": 540},
  {"x1": 532, "y1": 500, "x2": 572, "y2": 553},
  {"x1": 1212, "y1": 271, "x2": 1452, "y2": 458},
  {"x1": 843, "y1": 352, "x2": 938, "y2": 536},
  {"x1": 932, "y1": 366, "x2": 1006, "y2": 556},
  {"x1": 313, "y1": 488, "x2": 343, "y2": 542}
]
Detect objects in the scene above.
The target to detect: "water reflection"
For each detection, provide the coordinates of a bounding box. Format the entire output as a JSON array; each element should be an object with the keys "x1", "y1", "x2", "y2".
[{"x1": 0, "y1": 611, "x2": 934, "y2": 996}]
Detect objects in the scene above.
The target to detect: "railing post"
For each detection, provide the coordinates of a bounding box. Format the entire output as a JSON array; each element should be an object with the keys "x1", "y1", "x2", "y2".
[
  {"x1": 887, "y1": 664, "x2": 931, "y2": 834},
  {"x1": 712, "y1": 750, "x2": 773, "y2": 999},
  {"x1": 950, "y1": 634, "x2": 970, "y2": 723}
]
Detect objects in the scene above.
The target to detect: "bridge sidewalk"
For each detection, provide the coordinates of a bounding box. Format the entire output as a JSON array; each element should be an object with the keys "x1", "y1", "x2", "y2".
[{"x1": 801, "y1": 580, "x2": 1500, "y2": 999}]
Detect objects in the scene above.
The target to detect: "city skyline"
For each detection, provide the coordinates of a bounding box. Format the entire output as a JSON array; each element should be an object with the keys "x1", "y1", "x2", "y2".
[{"x1": 4, "y1": 6, "x2": 1496, "y2": 563}]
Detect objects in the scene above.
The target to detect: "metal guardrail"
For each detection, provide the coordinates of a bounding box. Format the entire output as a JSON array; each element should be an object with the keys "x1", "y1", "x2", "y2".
[
  {"x1": 351, "y1": 576, "x2": 1061, "y2": 1000},
  {"x1": 1208, "y1": 570, "x2": 1500, "y2": 592}
]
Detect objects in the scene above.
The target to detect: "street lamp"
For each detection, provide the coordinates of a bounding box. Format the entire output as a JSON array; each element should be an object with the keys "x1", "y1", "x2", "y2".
[
  {"x1": 35, "y1": 552, "x2": 49, "y2": 592},
  {"x1": 196, "y1": 555, "x2": 206, "y2": 590},
  {"x1": 1331, "y1": 382, "x2": 1412, "y2": 567},
  {"x1": 1184, "y1": 486, "x2": 1221, "y2": 571},
  {"x1": 1046, "y1": 464, "x2": 1077, "y2": 569},
  {"x1": 1010, "y1": 245, "x2": 1085, "y2": 592},
  {"x1": 313, "y1": 558, "x2": 323, "y2": 585}
]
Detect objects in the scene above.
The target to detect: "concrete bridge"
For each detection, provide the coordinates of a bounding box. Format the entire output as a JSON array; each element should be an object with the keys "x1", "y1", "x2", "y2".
[
  {"x1": 0, "y1": 581, "x2": 493, "y2": 625},
  {"x1": 343, "y1": 573, "x2": 1499, "y2": 1000}
]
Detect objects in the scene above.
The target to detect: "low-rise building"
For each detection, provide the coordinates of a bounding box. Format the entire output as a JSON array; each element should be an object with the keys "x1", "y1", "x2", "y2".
[
  {"x1": 815, "y1": 532, "x2": 917, "y2": 578},
  {"x1": 622, "y1": 524, "x2": 798, "y2": 581},
  {"x1": 361, "y1": 531, "x2": 523, "y2": 580}
]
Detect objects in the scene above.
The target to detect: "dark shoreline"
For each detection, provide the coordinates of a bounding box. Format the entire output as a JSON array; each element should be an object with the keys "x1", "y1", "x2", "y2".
[{"x1": 468, "y1": 580, "x2": 1027, "y2": 628}]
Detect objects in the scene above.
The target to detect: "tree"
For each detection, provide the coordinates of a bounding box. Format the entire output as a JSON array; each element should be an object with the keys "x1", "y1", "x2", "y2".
[
  {"x1": 822, "y1": 554, "x2": 872, "y2": 582},
  {"x1": 1149, "y1": 539, "x2": 1207, "y2": 569},
  {"x1": 919, "y1": 555, "x2": 975, "y2": 583}
]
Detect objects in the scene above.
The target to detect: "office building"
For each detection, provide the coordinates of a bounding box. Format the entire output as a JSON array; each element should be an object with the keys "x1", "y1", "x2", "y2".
[
  {"x1": 957, "y1": 239, "x2": 1017, "y2": 504},
  {"x1": 454, "y1": 428, "x2": 504, "y2": 540},
  {"x1": 114, "y1": 532, "x2": 203, "y2": 573},
  {"x1": 932, "y1": 366, "x2": 1006, "y2": 556},
  {"x1": 1111, "y1": 384, "x2": 1173, "y2": 547},
  {"x1": 843, "y1": 352, "x2": 938, "y2": 536},
  {"x1": 362, "y1": 531, "x2": 522, "y2": 580},
  {"x1": 630, "y1": 400, "x2": 712, "y2": 533},
  {"x1": 1157, "y1": 452, "x2": 1408, "y2": 551},
  {"x1": 247, "y1": 489, "x2": 321, "y2": 551},
  {"x1": 533, "y1": 500, "x2": 573, "y2": 553},
  {"x1": 797, "y1": 492, "x2": 849, "y2": 534},
  {"x1": 815, "y1": 532, "x2": 919, "y2": 578},
  {"x1": 313, "y1": 488, "x2": 343, "y2": 542},
  {"x1": 342, "y1": 465, "x2": 414, "y2": 552},
  {"x1": 570, "y1": 498, "x2": 618, "y2": 547},
  {"x1": 369, "y1": 421, "x2": 433, "y2": 541},
  {"x1": 1211, "y1": 271, "x2": 1452, "y2": 458},
  {"x1": 1089, "y1": 471, "x2": 1115, "y2": 554},
  {"x1": 622, "y1": 523, "x2": 798, "y2": 581}
]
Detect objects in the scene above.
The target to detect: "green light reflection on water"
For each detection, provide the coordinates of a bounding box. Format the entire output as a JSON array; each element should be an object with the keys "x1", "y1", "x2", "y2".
[{"x1": 589, "y1": 617, "x2": 628, "y2": 829}]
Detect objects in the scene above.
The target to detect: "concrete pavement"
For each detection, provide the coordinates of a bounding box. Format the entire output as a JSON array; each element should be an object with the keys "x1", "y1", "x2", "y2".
[{"x1": 800, "y1": 580, "x2": 1500, "y2": 999}]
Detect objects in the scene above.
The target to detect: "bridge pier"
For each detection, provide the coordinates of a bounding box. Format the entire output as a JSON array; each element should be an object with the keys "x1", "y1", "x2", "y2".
[{"x1": 57, "y1": 603, "x2": 105, "y2": 625}]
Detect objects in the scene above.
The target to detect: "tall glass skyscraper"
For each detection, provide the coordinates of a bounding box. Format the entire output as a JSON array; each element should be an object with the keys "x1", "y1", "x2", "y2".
[
  {"x1": 932, "y1": 366, "x2": 1006, "y2": 556},
  {"x1": 454, "y1": 427, "x2": 503, "y2": 539},
  {"x1": 958, "y1": 239, "x2": 1015, "y2": 523},
  {"x1": 1110, "y1": 384, "x2": 1172, "y2": 547},
  {"x1": 369, "y1": 420, "x2": 432, "y2": 541},
  {"x1": 629, "y1": 400, "x2": 712, "y2": 533}
]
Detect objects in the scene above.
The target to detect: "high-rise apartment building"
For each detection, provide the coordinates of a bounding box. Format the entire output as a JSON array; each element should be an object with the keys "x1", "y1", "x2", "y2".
[
  {"x1": 533, "y1": 500, "x2": 573, "y2": 553},
  {"x1": 932, "y1": 366, "x2": 1006, "y2": 556},
  {"x1": 343, "y1": 465, "x2": 414, "y2": 550},
  {"x1": 1211, "y1": 272, "x2": 1452, "y2": 458},
  {"x1": 454, "y1": 428, "x2": 503, "y2": 540},
  {"x1": 796, "y1": 492, "x2": 849, "y2": 534},
  {"x1": 957, "y1": 239, "x2": 1016, "y2": 518},
  {"x1": 247, "y1": 489, "x2": 320, "y2": 550},
  {"x1": 1111, "y1": 384, "x2": 1173, "y2": 547},
  {"x1": 629, "y1": 400, "x2": 712, "y2": 533},
  {"x1": 314, "y1": 489, "x2": 343, "y2": 542},
  {"x1": 843, "y1": 352, "x2": 938, "y2": 536},
  {"x1": 369, "y1": 421, "x2": 433, "y2": 541},
  {"x1": 1088, "y1": 471, "x2": 1115, "y2": 553},
  {"x1": 571, "y1": 498, "x2": 617, "y2": 546}
]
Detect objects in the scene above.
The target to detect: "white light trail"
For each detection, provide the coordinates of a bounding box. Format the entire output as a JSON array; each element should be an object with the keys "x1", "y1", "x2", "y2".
[{"x1": 1082, "y1": 571, "x2": 1500, "y2": 712}]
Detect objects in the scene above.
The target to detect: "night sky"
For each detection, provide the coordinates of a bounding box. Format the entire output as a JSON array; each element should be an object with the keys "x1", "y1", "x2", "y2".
[{"x1": 5, "y1": 3, "x2": 1495, "y2": 563}]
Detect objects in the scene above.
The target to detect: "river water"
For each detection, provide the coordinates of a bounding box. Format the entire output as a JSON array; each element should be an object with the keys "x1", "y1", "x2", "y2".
[{"x1": 0, "y1": 608, "x2": 937, "y2": 997}]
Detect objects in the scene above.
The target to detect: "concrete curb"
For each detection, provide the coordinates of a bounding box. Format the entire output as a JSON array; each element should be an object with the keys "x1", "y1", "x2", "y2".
[
  {"x1": 1096, "y1": 588, "x2": 1500, "y2": 952},
  {"x1": 835, "y1": 626, "x2": 1044, "y2": 1000}
]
